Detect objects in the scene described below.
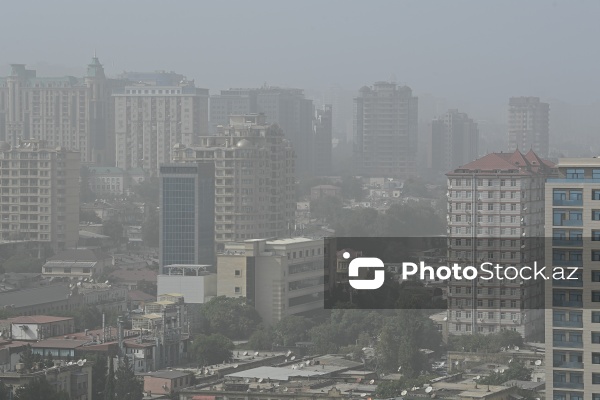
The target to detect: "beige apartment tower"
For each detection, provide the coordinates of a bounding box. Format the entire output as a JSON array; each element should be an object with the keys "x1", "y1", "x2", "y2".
[
  {"x1": 0, "y1": 58, "x2": 120, "y2": 166},
  {"x1": 446, "y1": 149, "x2": 554, "y2": 340},
  {"x1": 545, "y1": 158, "x2": 600, "y2": 400},
  {"x1": 172, "y1": 114, "x2": 295, "y2": 249},
  {"x1": 0, "y1": 139, "x2": 80, "y2": 251},
  {"x1": 508, "y1": 97, "x2": 550, "y2": 159},
  {"x1": 114, "y1": 81, "x2": 209, "y2": 176}
]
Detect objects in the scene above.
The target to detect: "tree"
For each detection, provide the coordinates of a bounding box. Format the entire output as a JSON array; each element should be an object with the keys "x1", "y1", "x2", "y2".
[
  {"x1": 247, "y1": 325, "x2": 275, "y2": 350},
  {"x1": 14, "y1": 377, "x2": 70, "y2": 400},
  {"x1": 480, "y1": 361, "x2": 532, "y2": 385},
  {"x1": 310, "y1": 196, "x2": 343, "y2": 223},
  {"x1": 141, "y1": 211, "x2": 159, "y2": 248},
  {"x1": 199, "y1": 297, "x2": 262, "y2": 339},
  {"x1": 136, "y1": 280, "x2": 157, "y2": 296},
  {"x1": 2, "y1": 252, "x2": 44, "y2": 274},
  {"x1": 274, "y1": 316, "x2": 312, "y2": 346},
  {"x1": 80, "y1": 209, "x2": 101, "y2": 224},
  {"x1": 19, "y1": 345, "x2": 41, "y2": 371},
  {"x1": 102, "y1": 219, "x2": 124, "y2": 244},
  {"x1": 104, "y1": 356, "x2": 115, "y2": 400},
  {"x1": 80, "y1": 165, "x2": 96, "y2": 203},
  {"x1": 192, "y1": 334, "x2": 234, "y2": 366},
  {"x1": 133, "y1": 177, "x2": 160, "y2": 207},
  {"x1": 0, "y1": 381, "x2": 10, "y2": 400},
  {"x1": 340, "y1": 176, "x2": 364, "y2": 200},
  {"x1": 114, "y1": 356, "x2": 143, "y2": 400}
]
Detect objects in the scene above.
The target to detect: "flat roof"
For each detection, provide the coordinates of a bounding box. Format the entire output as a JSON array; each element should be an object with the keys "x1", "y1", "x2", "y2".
[
  {"x1": 557, "y1": 158, "x2": 600, "y2": 167},
  {"x1": 9, "y1": 315, "x2": 73, "y2": 324},
  {"x1": 145, "y1": 370, "x2": 192, "y2": 379},
  {"x1": 226, "y1": 366, "x2": 326, "y2": 381}
]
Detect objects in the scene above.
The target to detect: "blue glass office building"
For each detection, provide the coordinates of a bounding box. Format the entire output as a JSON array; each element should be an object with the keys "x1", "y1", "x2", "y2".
[{"x1": 159, "y1": 163, "x2": 215, "y2": 267}]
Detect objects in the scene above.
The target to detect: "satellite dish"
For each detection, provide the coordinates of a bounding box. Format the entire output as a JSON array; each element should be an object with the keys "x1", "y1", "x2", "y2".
[
  {"x1": 401, "y1": 390, "x2": 408, "y2": 396},
  {"x1": 360, "y1": 394, "x2": 366, "y2": 398},
  {"x1": 284, "y1": 359, "x2": 288, "y2": 362},
  {"x1": 397, "y1": 366, "x2": 402, "y2": 371},
  {"x1": 286, "y1": 350, "x2": 292, "y2": 357},
  {"x1": 77, "y1": 360, "x2": 84, "y2": 367},
  {"x1": 535, "y1": 360, "x2": 542, "y2": 366},
  {"x1": 305, "y1": 361, "x2": 311, "y2": 367},
  {"x1": 494, "y1": 369, "x2": 499, "y2": 373},
  {"x1": 82, "y1": 359, "x2": 86, "y2": 364},
  {"x1": 244, "y1": 379, "x2": 250, "y2": 384},
  {"x1": 455, "y1": 361, "x2": 459, "y2": 365},
  {"x1": 258, "y1": 378, "x2": 264, "y2": 383},
  {"x1": 243, "y1": 351, "x2": 248, "y2": 356},
  {"x1": 254, "y1": 352, "x2": 259, "y2": 356},
  {"x1": 443, "y1": 317, "x2": 448, "y2": 321},
  {"x1": 233, "y1": 364, "x2": 239, "y2": 368},
  {"x1": 500, "y1": 369, "x2": 505, "y2": 373},
  {"x1": 369, "y1": 379, "x2": 375, "y2": 385},
  {"x1": 284, "y1": 387, "x2": 288, "y2": 392},
  {"x1": 425, "y1": 387, "x2": 433, "y2": 393},
  {"x1": 290, "y1": 356, "x2": 296, "y2": 361},
  {"x1": 514, "y1": 346, "x2": 520, "y2": 351},
  {"x1": 476, "y1": 375, "x2": 481, "y2": 380},
  {"x1": 508, "y1": 359, "x2": 513, "y2": 363}
]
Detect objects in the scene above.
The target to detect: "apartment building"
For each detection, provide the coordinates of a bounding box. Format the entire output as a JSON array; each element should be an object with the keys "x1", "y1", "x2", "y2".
[
  {"x1": 431, "y1": 109, "x2": 479, "y2": 173},
  {"x1": 508, "y1": 97, "x2": 550, "y2": 159},
  {"x1": 544, "y1": 158, "x2": 600, "y2": 400},
  {"x1": 0, "y1": 58, "x2": 123, "y2": 165},
  {"x1": 0, "y1": 139, "x2": 80, "y2": 251},
  {"x1": 216, "y1": 238, "x2": 324, "y2": 325},
  {"x1": 172, "y1": 114, "x2": 295, "y2": 250},
  {"x1": 353, "y1": 81, "x2": 418, "y2": 178},
  {"x1": 446, "y1": 149, "x2": 554, "y2": 340},
  {"x1": 210, "y1": 87, "x2": 313, "y2": 176},
  {"x1": 114, "y1": 81, "x2": 209, "y2": 175}
]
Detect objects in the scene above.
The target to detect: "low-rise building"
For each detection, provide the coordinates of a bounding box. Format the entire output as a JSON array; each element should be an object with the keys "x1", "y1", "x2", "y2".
[
  {"x1": 310, "y1": 185, "x2": 341, "y2": 200},
  {"x1": 0, "y1": 362, "x2": 92, "y2": 400},
  {"x1": 217, "y1": 238, "x2": 324, "y2": 325},
  {"x1": 9, "y1": 316, "x2": 75, "y2": 341},
  {"x1": 143, "y1": 370, "x2": 195, "y2": 396},
  {"x1": 88, "y1": 166, "x2": 127, "y2": 196},
  {"x1": 42, "y1": 249, "x2": 111, "y2": 279}
]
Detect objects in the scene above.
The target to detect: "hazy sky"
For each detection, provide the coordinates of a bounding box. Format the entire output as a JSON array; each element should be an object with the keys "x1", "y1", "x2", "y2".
[{"x1": 2, "y1": 0, "x2": 599, "y2": 109}]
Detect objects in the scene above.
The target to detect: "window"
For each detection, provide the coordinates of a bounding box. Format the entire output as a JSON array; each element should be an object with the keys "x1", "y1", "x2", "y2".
[
  {"x1": 593, "y1": 190, "x2": 600, "y2": 200},
  {"x1": 594, "y1": 169, "x2": 600, "y2": 179},
  {"x1": 593, "y1": 271, "x2": 600, "y2": 282},
  {"x1": 594, "y1": 353, "x2": 600, "y2": 364},
  {"x1": 234, "y1": 270, "x2": 241, "y2": 276},
  {"x1": 593, "y1": 312, "x2": 600, "y2": 323},
  {"x1": 594, "y1": 291, "x2": 600, "y2": 302},
  {"x1": 593, "y1": 332, "x2": 600, "y2": 344},
  {"x1": 234, "y1": 287, "x2": 241, "y2": 294},
  {"x1": 566, "y1": 168, "x2": 585, "y2": 179},
  {"x1": 488, "y1": 204, "x2": 494, "y2": 211},
  {"x1": 594, "y1": 210, "x2": 600, "y2": 221}
]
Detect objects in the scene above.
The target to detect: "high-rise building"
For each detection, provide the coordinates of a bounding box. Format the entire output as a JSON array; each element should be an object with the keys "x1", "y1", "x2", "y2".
[
  {"x1": 0, "y1": 139, "x2": 80, "y2": 251},
  {"x1": 312, "y1": 105, "x2": 333, "y2": 176},
  {"x1": 430, "y1": 109, "x2": 479, "y2": 173},
  {"x1": 114, "y1": 81, "x2": 209, "y2": 176},
  {"x1": 216, "y1": 237, "x2": 324, "y2": 325},
  {"x1": 446, "y1": 149, "x2": 554, "y2": 340},
  {"x1": 172, "y1": 114, "x2": 295, "y2": 250},
  {"x1": 353, "y1": 82, "x2": 418, "y2": 178},
  {"x1": 544, "y1": 158, "x2": 600, "y2": 400},
  {"x1": 210, "y1": 87, "x2": 314, "y2": 176},
  {"x1": 0, "y1": 57, "x2": 122, "y2": 165},
  {"x1": 159, "y1": 162, "x2": 215, "y2": 267},
  {"x1": 508, "y1": 97, "x2": 550, "y2": 158}
]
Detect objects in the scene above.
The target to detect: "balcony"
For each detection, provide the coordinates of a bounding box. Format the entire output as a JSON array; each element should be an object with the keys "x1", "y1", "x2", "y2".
[
  {"x1": 553, "y1": 300, "x2": 583, "y2": 308},
  {"x1": 553, "y1": 340, "x2": 583, "y2": 348},
  {"x1": 553, "y1": 278, "x2": 583, "y2": 288},
  {"x1": 553, "y1": 199, "x2": 583, "y2": 207},
  {"x1": 553, "y1": 259, "x2": 583, "y2": 267},
  {"x1": 553, "y1": 361, "x2": 584, "y2": 369},
  {"x1": 553, "y1": 320, "x2": 583, "y2": 328},
  {"x1": 553, "y1": 381, "x2": 584, "y2": 390},
  {"x1": 558, "y1": 220, "x2": 583, "y2": 227},
  {"x1": 552, "y1": 239, "x2": 583, "y2": 247}
]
